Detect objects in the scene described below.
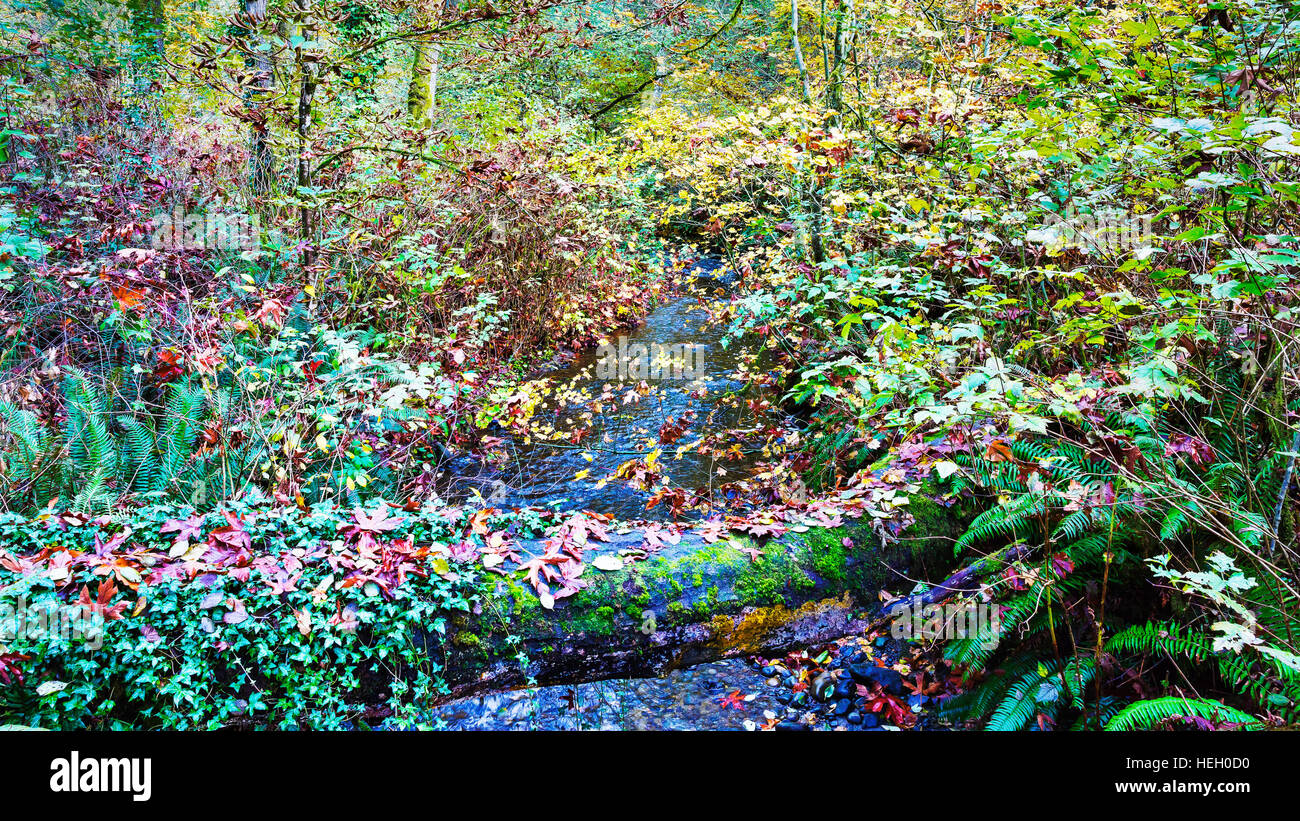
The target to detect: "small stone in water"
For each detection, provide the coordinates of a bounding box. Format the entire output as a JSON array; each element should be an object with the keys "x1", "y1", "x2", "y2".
[
  {"x1": 812, "y1": 672, "x2": 835, "y2": 702},
  {"x1": 833, "y1": 699, "x2": 851, "y2": 717},
  {"x1": 845, "y1": 711, "x2": 863, "y2": 725}
]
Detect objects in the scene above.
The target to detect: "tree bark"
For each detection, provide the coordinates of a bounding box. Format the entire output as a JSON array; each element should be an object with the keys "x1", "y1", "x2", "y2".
[
  {"x1": 790, "y1": 0, "x2": 812, "y2": 102},
  {"x1": 427, "y1": 492, "x2": 977, "y2": 699},
  {"x1": 827, "y1": 0, "x2": 855, "y2": 125},
  {"x1": 244, "y1": 0, "x2": 275, "y2": 200},
  {"x1": 407, "y1": 0, "x2": 459, "y2": 127},
  {"x1": 295, "y1": 0, "x2": 318, "y2": 268}
]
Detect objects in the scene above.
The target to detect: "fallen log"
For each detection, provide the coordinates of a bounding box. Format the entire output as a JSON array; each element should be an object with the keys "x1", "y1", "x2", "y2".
[{"x1": 425, "y1": 490, "x2": 978, "y2": 700}]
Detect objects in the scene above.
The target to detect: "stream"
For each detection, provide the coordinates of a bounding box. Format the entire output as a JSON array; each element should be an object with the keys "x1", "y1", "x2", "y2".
[
  {"x1": 444, "y1": 256, "x2": 776, "y2": 521},
  {"x1": 418, "y1": 254, "x2": 923, "y2": 730}
]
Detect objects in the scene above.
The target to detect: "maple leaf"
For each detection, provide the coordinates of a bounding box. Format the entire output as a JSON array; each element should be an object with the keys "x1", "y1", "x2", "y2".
[
  {"x1": 223, "y1": 599, "x2": 249, "y2": 625},
  {"x1": 351, "y1": 503, "x2": 405, "y2": 534},
  {"x1": 207, "y1": 511, "x2": 251, "y2": 552},
  {"x1": 254, "y1": 298, "x2": 286, "y2": 328},
  {"x1": 111, "y1": 282, "x2": 147, "y2": 310},
  {"x1": 730, "y1": 516, "x2": 787, "y2": 540},
  {"x1": 329, "y1": 603, "x2": 360, "y2": 633},
  {"x1": 160, "y1": 514, "x2": 205, "y2": 557},
  {"x1": 294, "y1": 608, "x2": 312, "y2": 636},
  {"x1": 863, "y1": 692, "x2": 917, "y2": 729},
  {"x1": 1050, "y1": 552, "x2": 1074, "y2": 578},
  {"x1": 153, "y1": 348, "x2": 185, "y2": 382},
  {"x1": 642, "y1": 523, "x2": 681, "y2": 551},
  {"x1": 696, "y1": 520, "x2": 728, "y2": 544},
  {"x1": 450, "y1": 540, "x2": 480, "y2": 563},
  {"x1": 716, "y1": 690, "x2": 748, "y2": 710},
  {"x1": 984, "y1": 440, "x2": 1015, "y2": 463},
  {"x1": 265, "y1": 572, "x2": 300, "y2": 596},
  {"x1": 78, "y1": 578, "x2": 128, "y2": 621}
]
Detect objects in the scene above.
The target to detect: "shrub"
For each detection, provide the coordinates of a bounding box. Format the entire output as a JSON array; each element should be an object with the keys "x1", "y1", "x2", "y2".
[{"x1": 0, "y1": 499, "x2": 508, "y2": 729}]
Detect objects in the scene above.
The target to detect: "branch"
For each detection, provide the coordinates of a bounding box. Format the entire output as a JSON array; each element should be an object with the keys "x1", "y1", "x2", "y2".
[
  {"x1": 669, "y1": 0, "x2": 746, "y2": 56},
  {"x1": 869, "y1": 543, "x2": 1034, "y2": 629},
  {"x1": 588, "y1": 72, "x2": 674, "y2": 120}
]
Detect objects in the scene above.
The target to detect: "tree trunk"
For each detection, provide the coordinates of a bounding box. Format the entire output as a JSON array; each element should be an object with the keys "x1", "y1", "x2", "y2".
[
  {"x1": 827, "y1": 0, "x2": 855, "y2": 125},
  {"x1": 244, "y1": 0, "x2": 275, "y2": 200},
  {"x1": 790, "y1": 0, "x2": 812, "y2": 102},
  {"x1": 650, "y1": 42, "x2": 669, "y2": 107},
  {"x1": 407, "y1": 33, "x2": 436, "y2": 124},
  {"x1": 127, "y1": 0, "x2": 165, "y2": 84},
  {"x1": 407, "y1": 0, "x2": 458, "y2": 128},
  {"x1": 295, "y1": 0, "x2": 318, "y2": 268},
  {"x1": 427, "y1": 491, "x2": 976, "y2": 699}
]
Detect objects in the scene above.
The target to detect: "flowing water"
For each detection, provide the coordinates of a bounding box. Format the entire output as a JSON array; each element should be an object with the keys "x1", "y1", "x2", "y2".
[{"x1": 446, "y1": 256, "x2": 775, "y2": 521}]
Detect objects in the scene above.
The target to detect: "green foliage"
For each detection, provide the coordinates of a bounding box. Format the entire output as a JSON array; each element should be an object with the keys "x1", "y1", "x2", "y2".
[
  {"x1": 0, "y1": 500, "x2": 482, "y2": 729},
  {"x1": 1105, "y1": 698, "x2": 1260, "y2": 732},
  {"x1": 0, "y1": 373, "x2": 248, "y2": 513}
]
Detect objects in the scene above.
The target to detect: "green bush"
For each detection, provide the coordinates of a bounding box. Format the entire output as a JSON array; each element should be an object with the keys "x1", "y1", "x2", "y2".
[{"x1": 0, "y1": 499, "x2": 498, "y2": 729}]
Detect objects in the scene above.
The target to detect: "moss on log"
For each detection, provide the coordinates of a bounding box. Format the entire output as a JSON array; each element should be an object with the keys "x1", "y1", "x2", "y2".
[{"x1": 428, "y1": 490, "x2": 975, "y2": 699}]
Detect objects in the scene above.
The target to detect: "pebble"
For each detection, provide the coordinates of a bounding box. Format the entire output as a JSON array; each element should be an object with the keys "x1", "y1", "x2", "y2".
[{"x1": 812, "y1": 672, "x2": 835, "y2": 702}]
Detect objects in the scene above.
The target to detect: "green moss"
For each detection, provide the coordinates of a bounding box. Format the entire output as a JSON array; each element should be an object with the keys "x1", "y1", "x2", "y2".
[{"x1": 795, "y1": 525, "x2": 851, "y2": 586}]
